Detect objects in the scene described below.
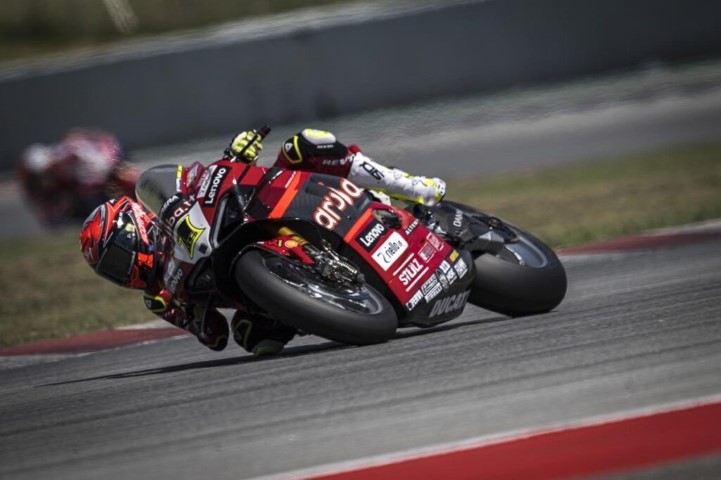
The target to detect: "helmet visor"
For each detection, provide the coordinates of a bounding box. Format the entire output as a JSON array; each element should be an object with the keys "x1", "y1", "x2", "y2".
[{"x1": 96, "y1": 217, "x2": 138, "y2": 285}]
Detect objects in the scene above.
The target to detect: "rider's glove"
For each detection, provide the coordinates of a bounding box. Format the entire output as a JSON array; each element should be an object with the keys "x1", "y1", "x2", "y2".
[{"x1": 224, "y1": 130, "x2": 264, "y2": 163}]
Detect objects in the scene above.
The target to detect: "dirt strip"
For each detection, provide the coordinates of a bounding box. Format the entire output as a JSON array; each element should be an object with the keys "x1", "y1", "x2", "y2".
[{"x1": 0, "y1": 327, "x2": 186, "y2": 356}]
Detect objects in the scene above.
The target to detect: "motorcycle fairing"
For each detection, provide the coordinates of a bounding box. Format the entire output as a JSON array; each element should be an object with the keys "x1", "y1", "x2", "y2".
[
  {"x1": 183, "y1": 162, "x2": 474, "y2": 324},
  {"x1": 337, "y1": 204, "x2": 475, "y2": 324},
  {"x1": 269, "y1": 173, "x2": 374, "y2": 234}
]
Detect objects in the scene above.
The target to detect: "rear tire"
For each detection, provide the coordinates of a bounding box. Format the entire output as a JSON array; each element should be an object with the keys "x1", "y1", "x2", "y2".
[
  {"x1": 469, "y1": 224, "x2": 567, "y2": 316},
  {"x1": 235, "y1": 250, "x2": 397, "y2": 345}
]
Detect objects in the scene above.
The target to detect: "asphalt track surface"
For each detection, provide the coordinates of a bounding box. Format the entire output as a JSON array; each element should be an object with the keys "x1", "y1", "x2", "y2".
[
  {"x1": 2, "y1": 62, "x2": 721, "y2": 479},
  {"x1": 1, "y1": 231, "x2": 721, "y2": 479}
]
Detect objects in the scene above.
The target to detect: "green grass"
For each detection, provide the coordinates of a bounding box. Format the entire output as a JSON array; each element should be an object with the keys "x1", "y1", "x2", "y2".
[
  {"x1": 447, "y1": 143, "x2": 721, "y2": 248},
  {"x1": 2, "y1": 141, "x2": 721, "y2": 348},
  {"x1": 0, "y1": 229, "x2": 151, "y2": 347}
]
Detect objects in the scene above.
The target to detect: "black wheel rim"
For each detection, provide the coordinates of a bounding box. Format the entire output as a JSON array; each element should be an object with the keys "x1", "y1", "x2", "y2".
[
  {"x1": 263, "y1": 256, "x2": 385, "y2": 314},
  {"x1": 496, "y1": 233, "x2": 551, "y2": 268}
]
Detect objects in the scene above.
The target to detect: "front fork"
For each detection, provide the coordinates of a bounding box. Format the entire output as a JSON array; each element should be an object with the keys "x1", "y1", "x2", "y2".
[{"x1": 257, "y1": 225, "x2": 364, "y2": 286}]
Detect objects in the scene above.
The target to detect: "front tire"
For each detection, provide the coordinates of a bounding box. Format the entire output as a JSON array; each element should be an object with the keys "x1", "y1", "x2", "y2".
[{"x1": 235, "y1": 250, "x2": 398, "y2": 345}]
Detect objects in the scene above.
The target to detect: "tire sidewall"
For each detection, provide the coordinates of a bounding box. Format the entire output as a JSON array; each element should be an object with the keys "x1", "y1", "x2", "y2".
[
  {"x1": 235, "y1": 250, "x2": 398, "y2": 345},
  {"x1": 469, "y1": 225, "x2": 567, "y2": 316}
]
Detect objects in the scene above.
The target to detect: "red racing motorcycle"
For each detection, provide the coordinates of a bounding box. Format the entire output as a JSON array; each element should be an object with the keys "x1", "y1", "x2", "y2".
[{"x1": 135, "y1": 131, "x2": 566, "y2": 346}]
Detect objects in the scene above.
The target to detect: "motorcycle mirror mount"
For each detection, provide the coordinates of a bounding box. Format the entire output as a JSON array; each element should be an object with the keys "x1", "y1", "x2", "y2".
[{"x1": 373, "y1": 208, "x2": 402, "y2": 229}]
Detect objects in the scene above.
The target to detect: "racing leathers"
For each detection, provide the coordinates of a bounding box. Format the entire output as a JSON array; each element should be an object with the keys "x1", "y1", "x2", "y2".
[
  {"x1": 272, "y1": 128, "x2": 446, "y2": 206},
  {"x1": 138, "y1": 173, "x2": 295, "y2": 356},
  {"x1": 139, "y1": 195, "x2": 230, "y2": 352}
]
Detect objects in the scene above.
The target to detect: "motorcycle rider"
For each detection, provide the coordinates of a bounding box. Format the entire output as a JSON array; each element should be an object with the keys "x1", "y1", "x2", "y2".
[
  {"x1": 18, "y1": 129, "x2": 138, "y2": 226},
  {"x1": 79, "y1": 128, "x2": 447, "y2": 356}
]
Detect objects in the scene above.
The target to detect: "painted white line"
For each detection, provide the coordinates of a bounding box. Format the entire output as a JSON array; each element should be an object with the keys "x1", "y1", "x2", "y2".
[{"x1": 115, "y1": 319, "x2": 174, "y2": 330}]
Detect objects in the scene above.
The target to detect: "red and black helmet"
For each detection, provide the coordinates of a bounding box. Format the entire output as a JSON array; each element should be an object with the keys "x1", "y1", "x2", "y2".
[{"x1": 79, "y1": 196, "x2": 157, "y2": 289}]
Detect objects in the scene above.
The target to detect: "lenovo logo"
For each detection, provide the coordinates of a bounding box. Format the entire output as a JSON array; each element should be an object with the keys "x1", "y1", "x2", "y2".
[
  {"x1": 203, "y1": 167, "x2": 229, "y2": 206},
  {"x1": 358, "y1": 221, "x2": 386, "y2": 251}
]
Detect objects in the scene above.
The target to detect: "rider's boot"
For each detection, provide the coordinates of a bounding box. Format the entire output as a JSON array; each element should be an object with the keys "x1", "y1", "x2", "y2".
[
  {"x1": 231, "y1": 311, "x2": 296, "y2": 356},
  {"x1": 346, "y1": 148, "x2": 446, "y2": 206},
  {"x1": 188, "y1": 308, "x2": 230, "y2": 352},
  {"x1": 144, "y1": 292, "x2": 229, "y2": 351}
]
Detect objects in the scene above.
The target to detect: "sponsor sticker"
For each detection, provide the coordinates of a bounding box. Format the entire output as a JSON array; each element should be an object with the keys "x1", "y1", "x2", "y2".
[
  {"x1": 313, "y1": 178, "x2": 365, "y2": 230},
  {"x1": 167, "y1": 266, "x2": 185, "y2": 295},
  {"x1": 203, "y1": 166, "x2": 229, "y2": 206},
  {"x1": 429, "y1": 290, "x2": 470, "y2": 318},
  {"x1": 176, "y1": 215, "x2": 205, "y2": 259},
  {"x1": 359, "y1": 161, "x2": 384, "y2": 180},
  {"x1": 421, "y1": 274, "x2": 439, "y2": 295},
  {"x1": 196, "y1": 166, "x2": 215, "y2": 198},
  {"x1": 421, "y1": 274, "x2": 443, "y2": 302},
  {"x1": 418, "y1": 243, "x2": 436, "y2": 262},
  {"x1": 372, "y1": 231, "x2": 408, "y2": 271},
  {"x1": 404, "y1": 219, "x2": 420, "y2": 236},
  {"x1": 399, "y1": 257, "x2": 428, "y2": 291},
  {"x1": 438, "y1": 272, "x2": 450, "y2": 291},
  {"x1": 424, "y1": 282, "x2": 443, "y2": 302},
  {"x1": 405, "y1": 290, "x2": 423, "y2": 311},
  {"x1": 426, "y1": 232, "x2": 444, "y2": 251},
  {"x1": 452, "y1": 209, "x2": 464, "y2": 229},
  {"x1": 158, "y1": 194, "x2": 181, "y2": 223},
  {"x1": 445, "y1": 265, "x2": 457, "y2": 283},
  {"x1": 439, "y1": 260, "x2": 452, "y2": 274},
  {"x1": 321, "y1": 157, "x2": 351, "y2": 166},
  {"x1": 357, "y1": 221, "x2": 387, "y2": 252},
  {"x1": 454, "y1": 258, "x2": 469, "y2": 278}
]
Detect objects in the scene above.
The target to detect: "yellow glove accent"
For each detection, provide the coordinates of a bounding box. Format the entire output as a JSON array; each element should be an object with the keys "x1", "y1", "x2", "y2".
[{"x1": 230, "y1": 130, "x2": 264, "y2": 163}]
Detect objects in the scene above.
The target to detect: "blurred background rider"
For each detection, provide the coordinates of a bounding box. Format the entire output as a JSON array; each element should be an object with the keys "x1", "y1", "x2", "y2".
[{"x1": 17, "y1": 128, "x2": 138, "y2": 226}]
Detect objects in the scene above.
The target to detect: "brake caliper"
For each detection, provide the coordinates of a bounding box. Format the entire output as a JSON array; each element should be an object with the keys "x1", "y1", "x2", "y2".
[{"x1": 304, "y1": 239, "x2": 365, "y2": 287}]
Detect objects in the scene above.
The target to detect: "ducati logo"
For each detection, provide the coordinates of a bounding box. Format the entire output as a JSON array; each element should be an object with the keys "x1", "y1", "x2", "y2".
[{"x1": 429, "y1": 290, "x2": 470, "y2": 317}]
